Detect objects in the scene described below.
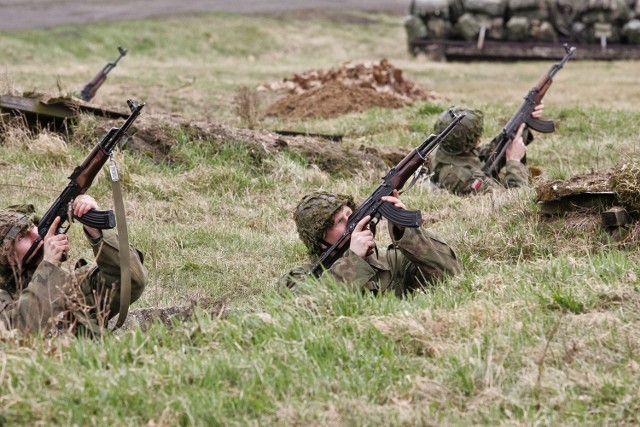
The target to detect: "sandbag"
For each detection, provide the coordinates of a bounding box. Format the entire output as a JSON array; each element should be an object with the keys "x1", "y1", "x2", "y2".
[
  {"x1": 426, "y1": 17, "x2": 454, "y2": 38},
  {"x1": 464, "y1": 0, "x2": 508, "y2": 17},
  {"x1": 457, "y1": 13, "x2": 505, "y2": 39},
  {"x1": 412, "y1": 0, "x2": 451, "y2": 18},
  {"x1": 531, "y1": 19, "x2": 558, "y2": 41},
  {"x1": 622, "y1": 18, "x2": 640, "y2": 43},
  {"x1": 506, "y1": 15, "x2": 531, "y2": 40},
  {"x1": 404, "y1": 14, "x2": 429, "y2": 41},
  {"x1": 508, "y1": 0, "x2": 545, "y2": 11}
]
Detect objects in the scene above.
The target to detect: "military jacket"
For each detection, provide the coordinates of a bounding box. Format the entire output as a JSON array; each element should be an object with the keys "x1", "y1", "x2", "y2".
[
  {"x1": 430, "y1": 145, "x2": 529, "y2": 196},
  {"x1": 279, "y1": 225, "x2": 461, "y2": 297},
  {"x1": 0, "y1": 229, "x2": 147, "y2": 335}
]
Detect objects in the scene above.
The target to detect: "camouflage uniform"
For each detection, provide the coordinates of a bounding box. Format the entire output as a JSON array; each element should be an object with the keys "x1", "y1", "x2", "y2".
[
  {"x1": 0, "y1": 205, "x2": 147, "y2": 336},
  {"x1": 278, "y1": 191, "x2": 461, "y2": 296},
  {"x1": 429, "y1": 108, "x2": 529, "y2": 196}
]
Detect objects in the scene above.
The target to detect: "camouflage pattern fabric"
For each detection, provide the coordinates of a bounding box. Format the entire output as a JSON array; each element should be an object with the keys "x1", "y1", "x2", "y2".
[
  {"x1": 430, "y1": 145, "x2": 529, "y2": 195},
  {"x1": 294, "y1": 191, "x2": 355, "y2": 258},
  {"x1": 278, "y1": 224, "x2": 461, "y2": 297},
  {"x1": 0, "y1": 229, "x2": 147, "y2": 336}
]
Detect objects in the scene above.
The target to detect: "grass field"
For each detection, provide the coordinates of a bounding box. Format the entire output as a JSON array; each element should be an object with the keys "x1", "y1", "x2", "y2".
[{"x1": 1, "y1": 10, "x2": 640, "y2": 426}]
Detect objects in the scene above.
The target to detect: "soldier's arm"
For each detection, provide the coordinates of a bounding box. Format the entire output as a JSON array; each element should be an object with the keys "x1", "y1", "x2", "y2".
[
  {"x1": 325, "y1": 250, "x2": 380, "y2": 292},
  {"x1": 392, "y1": 226, "x2": 462, "y2": 282},
  {"x1": 439, "y1": 164, "x2": 500, "y2": 195},
  {"x1": 2, "y1": 262, "x2": 76, "y2": 334},
  {"x1": 85, "y1": 228, "x2": 147, "y2": 314},
  {"x1": 277, "y1": 264, "x2": 312, "y2": 292},
  {"x1": 502, "y1": 161, "x2": 530, "y2": 188}
]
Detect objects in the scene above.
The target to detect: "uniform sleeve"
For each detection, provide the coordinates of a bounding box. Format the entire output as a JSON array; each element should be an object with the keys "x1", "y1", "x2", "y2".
[
  {"x1": 0, "y1": 290, "x2": 12, "y2": 331},
  {"x1": 82, "y1": 229, "x2": 147, "y2": 319},
  {"x1": 392, "y1": 226, "x2": 462, "y2": 283},
  {"x1": 320, "y1": 250, "x2": 380, "y2": 292},
  {"x1": 279, "y1": 253, "x2": 380, "y2": 294},
  {"x1": 277, "y1": 264, "x2": 312, "y2": 292},
  {"x1": 438, "y1": 164, "x2": 500, "y2": 195},
  {"x1": 501, "y1": 160, "x2": 529, "y2": 188},
  {"x1": 1, "y1": 262, "x2": 76, "y2": 334}
]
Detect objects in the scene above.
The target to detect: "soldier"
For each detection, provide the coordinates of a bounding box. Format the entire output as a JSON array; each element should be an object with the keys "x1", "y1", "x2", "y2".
[
  {"x1": 429, "y1": 103, "x2": 544, "y2": 195},
  {"x1": 278, "y1": 190, "x2": 462, "y2": 296},
  {"x1": 0, "y1": 195, "x2": 147, "y2": 336}
]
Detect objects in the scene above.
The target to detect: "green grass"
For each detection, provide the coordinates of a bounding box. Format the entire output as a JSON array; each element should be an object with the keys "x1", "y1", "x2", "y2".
[{"x1": 2, "y1": 9, "x2": 640, "y2": 426}]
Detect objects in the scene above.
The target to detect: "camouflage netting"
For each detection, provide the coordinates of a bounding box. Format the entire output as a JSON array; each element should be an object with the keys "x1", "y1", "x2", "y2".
[
  {"x1": 609, "y1": 160, "x2": 640, "y2": 212},
  {"x1": 259, "y1": 59, "x2": 439, "y2": 119},
  {"x1": 535, "y1": 170, "x2": 614, "y2": 202},
  {"x1": 405, "y1": 0, "x2": 640, "y2": 45}
]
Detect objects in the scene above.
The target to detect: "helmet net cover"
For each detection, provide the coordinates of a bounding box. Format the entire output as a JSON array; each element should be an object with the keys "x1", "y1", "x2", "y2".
[
  {"x1": 0, "y1": 204, "x2": 36, "y2": 267},
  {"x1": 434, "y1": 108, "x2": 485, "y2": 155},
  {"x1": 294, "y1": 191, "x2": 355, "y2": 257}
]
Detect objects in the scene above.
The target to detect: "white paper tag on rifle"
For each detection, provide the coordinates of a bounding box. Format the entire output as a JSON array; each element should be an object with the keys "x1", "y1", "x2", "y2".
[{"x1": 109, "y1": 161, "x2": 119, "y2": 182}]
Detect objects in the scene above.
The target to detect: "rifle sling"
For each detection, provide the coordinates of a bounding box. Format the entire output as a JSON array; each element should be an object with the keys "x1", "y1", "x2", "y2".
[{"x1": 108, "y1": 160, "x2": 131, "y2": 330}]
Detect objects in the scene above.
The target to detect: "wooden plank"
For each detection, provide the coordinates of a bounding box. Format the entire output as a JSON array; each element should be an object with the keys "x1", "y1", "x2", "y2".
[
  {"x1": 0, "y1": 95, "x2": 129, "y2": 120},
  {"x1": 411, "y1": 39, "x2": 640, "y2": 61},
  {"x1": 0, "y1": 95, "x2": 74, "y2": 118}
]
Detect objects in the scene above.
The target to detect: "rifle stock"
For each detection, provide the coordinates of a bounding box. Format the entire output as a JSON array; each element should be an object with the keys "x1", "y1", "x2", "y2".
[
  {"x1": 482, "y1": 45, "x2": 576, "y2": 178},
  {"x1": 310, "y1": 109, "x2": 466, "y2": 277},
  {"x1": 22, "y1": 99, "x2": 144, "y2": 269}
]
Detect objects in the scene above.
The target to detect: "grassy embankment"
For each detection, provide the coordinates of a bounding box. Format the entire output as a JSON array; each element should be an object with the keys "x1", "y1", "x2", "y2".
[{"x1": 1, "y1": 10, "x2": 640, "y2": 426}]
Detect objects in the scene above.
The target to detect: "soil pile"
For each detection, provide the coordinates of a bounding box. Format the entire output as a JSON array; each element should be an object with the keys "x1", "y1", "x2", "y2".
[
  {"x1": 264, "y1": 81, "x2": 410, "y2": 120},
  {"x1": 260, "y1": 59, "x2": 439, "y2": 119}
]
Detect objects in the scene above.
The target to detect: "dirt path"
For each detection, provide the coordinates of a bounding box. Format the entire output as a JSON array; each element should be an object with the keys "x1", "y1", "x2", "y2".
[{"x1": 0, "y1": 0, "x2": 408, "y2": 31}]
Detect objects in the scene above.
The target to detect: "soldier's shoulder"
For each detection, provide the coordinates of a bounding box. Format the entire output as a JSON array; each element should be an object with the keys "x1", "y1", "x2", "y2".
[{"x1": 278, "y1": 264, "x2": 313, "y2": 291}]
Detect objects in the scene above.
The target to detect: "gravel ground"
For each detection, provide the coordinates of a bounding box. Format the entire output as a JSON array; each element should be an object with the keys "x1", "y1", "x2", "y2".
[{"x1": 0, "y1": 0, "x2": 408, "y2": 31}]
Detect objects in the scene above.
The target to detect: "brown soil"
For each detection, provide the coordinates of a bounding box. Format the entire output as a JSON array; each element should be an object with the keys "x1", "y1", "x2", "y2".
[
  {"x1": 265, "y1": 81, "x2": 410, "y2": 120},
  {"x1": 261, "y1": 59, "x2": 439, "y2": 120}
]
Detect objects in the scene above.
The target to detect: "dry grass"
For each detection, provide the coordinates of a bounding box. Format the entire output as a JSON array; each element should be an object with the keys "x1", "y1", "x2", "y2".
[{"x1": 1, "y1": 10, "x2": 640, "y2": 426}]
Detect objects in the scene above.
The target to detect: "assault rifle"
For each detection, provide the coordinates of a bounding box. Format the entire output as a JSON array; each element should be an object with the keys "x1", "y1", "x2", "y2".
[
  {"x1": 22, "y1": 99, "x2": 144, "y2": 269},
  {"x1": 482, "y1": 44, "x2": 576, "y2": 178},
  {"x1": 310, "y1": 110, "x2": 465, "y2": 278},
  {"x1": 79, "y1": 46, "x2": 128, "y2": 102}
]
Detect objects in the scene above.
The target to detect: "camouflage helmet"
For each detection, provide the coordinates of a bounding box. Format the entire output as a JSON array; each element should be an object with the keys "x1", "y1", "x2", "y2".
[
  {"x1": 434, "y1": 107, "x2": 484, "y2": 155},
  {"x1": 294, "y1": 191, "x2": 355, "y2": 257},
  {"x1": 0, "y1": 204, "x2": 36, "y2": 267}
]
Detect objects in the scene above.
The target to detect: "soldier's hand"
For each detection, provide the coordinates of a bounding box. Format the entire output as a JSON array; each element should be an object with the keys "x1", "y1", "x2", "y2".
[
  {"x1": 506, "y1": 123, "x2": 526, "y2": 162},
  {"x1": 350, "y1": 215, "x2": 375, "y2": 258},
  {"x1": 382, "y1": 189, "x2": 407, "y2": 235},
  {"x1": 72, "y1": 195, "x2": 99, "y2": 218},
  {"x1": 73, "y1": 195, "x2": 102, "y2": 239},
  {"x1": 43, "y1": 216, "x2": 69, "y2": 267},
  {"x1": 532, "y1": 101, "x2": 544, "y2": 119},
  {"x1": 380, "y1": 189, "x2": 406, "y2": 210}
]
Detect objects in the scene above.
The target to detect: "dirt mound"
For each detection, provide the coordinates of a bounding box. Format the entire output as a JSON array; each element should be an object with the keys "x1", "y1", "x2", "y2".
[
  {"x1": 260, "y1": 58, "x2": 439, "y2": 119},
  {"x1": 264, "y1": 81, "x2": 410, "y2": 120}
]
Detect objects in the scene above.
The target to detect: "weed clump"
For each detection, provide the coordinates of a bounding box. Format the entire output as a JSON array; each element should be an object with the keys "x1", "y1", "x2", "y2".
[
  {"x1": 610, "y1": 160, "x2": 640, "y2": 212},
  {"x1": 232, "y1": 86, "x2": 262, "y2": 130}
]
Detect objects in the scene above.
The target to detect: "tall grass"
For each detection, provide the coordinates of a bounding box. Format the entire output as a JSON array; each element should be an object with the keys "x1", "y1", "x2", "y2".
[{"x1": 1, "y1": 10, "x2": 640, "y2": 426}]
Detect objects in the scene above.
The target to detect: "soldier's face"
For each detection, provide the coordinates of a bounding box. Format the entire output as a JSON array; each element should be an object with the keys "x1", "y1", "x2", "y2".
[
  {"x1": 322, "y1": 205, "x2": 352, "y2": 247},
  {"x1": 10, "y1": 225, "x2": 40, "y2": 267}
]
